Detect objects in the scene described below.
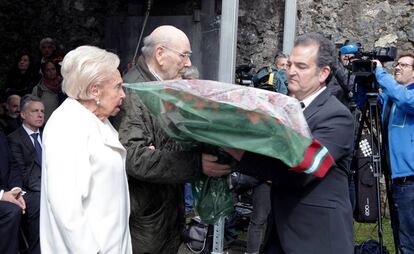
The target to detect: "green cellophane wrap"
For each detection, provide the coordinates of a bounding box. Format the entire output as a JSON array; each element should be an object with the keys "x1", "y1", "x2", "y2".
[
  {"x1": 192, "y1": 175, "x2": 234, "y2": 225},
  {"x1": 124, "y1": 79, "x2": 313, "y2": 224},
  {"x1": 124, "y1": 79, "x2": 312, "y2": 167}
]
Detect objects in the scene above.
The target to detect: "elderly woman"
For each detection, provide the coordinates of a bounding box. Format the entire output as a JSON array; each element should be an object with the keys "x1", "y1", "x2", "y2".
[{"x1": 39, "y1": 46, "x2": 131, "y2": 253}]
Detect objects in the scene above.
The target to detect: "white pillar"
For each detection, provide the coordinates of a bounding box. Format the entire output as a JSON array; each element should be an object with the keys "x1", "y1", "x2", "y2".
[
  {"x1": 217, "y1": 0, "x2": 239, "y2": 84},
  {"x1": 283, "y1": 0, "x2": 297, "y2": 55}
]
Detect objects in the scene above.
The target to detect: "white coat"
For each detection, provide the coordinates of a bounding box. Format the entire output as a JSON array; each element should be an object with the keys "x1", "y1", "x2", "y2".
[{"x1": 40, "y1": 98, "x2": 132, "y2": 254}]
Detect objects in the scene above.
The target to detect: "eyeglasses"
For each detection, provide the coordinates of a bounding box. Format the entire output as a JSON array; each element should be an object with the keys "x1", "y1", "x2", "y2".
[
  {"x1": 392, "y1": 62, "x2": 414, "y2": 69},
  {"x1": 161, "y1": 45, "x2": 192, "y2": 59}
]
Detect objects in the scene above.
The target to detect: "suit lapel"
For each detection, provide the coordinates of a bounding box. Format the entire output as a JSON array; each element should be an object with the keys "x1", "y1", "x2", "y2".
[{"x1": 18, "y1": 127, "x2": 41, "y2": 165}]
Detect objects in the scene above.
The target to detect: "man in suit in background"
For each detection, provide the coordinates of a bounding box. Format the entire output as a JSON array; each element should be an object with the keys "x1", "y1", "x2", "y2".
[
  {"x1": 0, "y1": 94, "x2": 22, "y2": 135},
  {"x1": 8, "y1": 94, "x2": 44, "y2": 254},
  {"x1": 0, "y1": 130, "x2": 26, "y2": 254},
  {"x1": 225, "y1": 33, "x2": 355, "y2": 254}
]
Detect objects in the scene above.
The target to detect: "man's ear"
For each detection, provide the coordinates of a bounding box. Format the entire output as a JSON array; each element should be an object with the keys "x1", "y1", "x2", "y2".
[
  {"x1": 319, "y1": 66, "x2": 331, "y2": 84},
  {"x1": 20, "y1": 111, "x2": 26, "y2": 120},
  {"x1": 155, "y1": 46, "x2": 165, "y2": 66}
]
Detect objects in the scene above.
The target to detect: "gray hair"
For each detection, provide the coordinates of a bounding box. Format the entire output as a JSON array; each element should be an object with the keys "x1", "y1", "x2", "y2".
[
  {"x1": 141, "y1": 35, "x2": 157, "y2": 59},
  {"x1": 61, "y1": 46, "x2": 120, "y2": 100},
  {"x1": 39, "y1": 37, "x2": 56, "y2": 49},
  {"x1": 294, "y1": 32, "x2": 338, "y2": 73},
  {"x1": 20, "y1": 94, "x2": 42, "y2": 112},
  {"x1": 274, "y1": 52, "x2": 288, "y2": 65}
]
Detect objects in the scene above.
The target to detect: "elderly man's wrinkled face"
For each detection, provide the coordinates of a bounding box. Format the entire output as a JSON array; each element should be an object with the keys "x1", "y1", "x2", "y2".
[{"x1": 159, "y1": 40, "x2": 192, "y2": 80}]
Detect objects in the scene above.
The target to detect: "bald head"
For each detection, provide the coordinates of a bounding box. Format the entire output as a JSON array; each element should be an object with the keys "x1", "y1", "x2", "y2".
[
  {"x1": 141, "y1": 25, "x2": 192, "y2": 80},
  {"x1": 142, "y1": 26, "x2": 190, "y2": 57}
]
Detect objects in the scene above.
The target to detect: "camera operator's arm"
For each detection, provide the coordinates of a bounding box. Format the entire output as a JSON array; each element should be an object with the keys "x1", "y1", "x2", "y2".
[{"x1": 374, "y1": 60, "x2": 414, "y2": 114}]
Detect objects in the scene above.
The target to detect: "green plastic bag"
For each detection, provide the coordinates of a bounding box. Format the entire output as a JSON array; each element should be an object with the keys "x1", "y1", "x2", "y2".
[{"x1": 192, "y1": 175, "x2": 234, "y2": 225}]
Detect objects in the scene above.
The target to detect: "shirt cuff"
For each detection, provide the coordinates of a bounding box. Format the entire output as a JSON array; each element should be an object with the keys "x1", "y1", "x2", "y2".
[{"x1": 0, "y1": 189, "x2": 4, "y2": 200}]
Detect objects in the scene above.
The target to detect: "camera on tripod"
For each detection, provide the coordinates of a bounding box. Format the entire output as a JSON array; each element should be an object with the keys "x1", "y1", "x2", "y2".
[
  {"x1": 339, "y1": 43, "x2": 397, "y2": 93},
  {"x1": 340, "y1": 43, "x2": 397, "y2": 83}
]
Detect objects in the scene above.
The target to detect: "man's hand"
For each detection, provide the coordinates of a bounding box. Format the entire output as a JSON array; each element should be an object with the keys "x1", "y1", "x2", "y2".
[
  {"x1": 372, "y1": 59, "x2": 383, "y2": 68},
  {"x1": 1, "y1": 188, "x2": 26, "y2": 212},
  {"x1": 201, "y1": 153, "x2": 231, "y2": 177},
  {"x1": 222, "y1": 147, "x2": 245, "y2": 161}
]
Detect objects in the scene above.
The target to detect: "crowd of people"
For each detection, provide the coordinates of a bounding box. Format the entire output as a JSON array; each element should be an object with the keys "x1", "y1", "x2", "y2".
[{"x1": 0, "y1": 25, "x2": 413, "y2": 254}]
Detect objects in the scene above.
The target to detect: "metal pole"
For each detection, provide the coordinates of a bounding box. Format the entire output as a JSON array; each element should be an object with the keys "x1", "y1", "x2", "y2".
[
  {"x1": 283, "y1": 0, "x2": 297, "y2": 55},
  {"x1": 217, "y1": 0, "x2": 239, "y2": 84},
  {"x1": 213, "y1": 1, "x2": 239, "y2": 253}
]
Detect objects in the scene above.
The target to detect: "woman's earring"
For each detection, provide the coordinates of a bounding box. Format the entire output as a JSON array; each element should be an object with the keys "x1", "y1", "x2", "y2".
[{"x1": 96, "y1": 99, "x2": 101, "y2": 105}]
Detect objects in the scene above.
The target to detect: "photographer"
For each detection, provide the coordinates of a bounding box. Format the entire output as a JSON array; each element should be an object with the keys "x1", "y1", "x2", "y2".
[{"x1": 374, "y1": 51, "x2": 414, "y2": 254}]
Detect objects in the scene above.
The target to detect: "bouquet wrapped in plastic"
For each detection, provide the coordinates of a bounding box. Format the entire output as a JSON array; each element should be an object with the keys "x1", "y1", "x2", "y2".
[{"x1": 124, "y1": 79, "x2": 334, "y2": 223}]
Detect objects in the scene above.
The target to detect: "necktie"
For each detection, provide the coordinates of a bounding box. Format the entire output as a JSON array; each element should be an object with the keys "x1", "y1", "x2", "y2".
[
  {"x1": 30, "y1": 133, "x2": 42, "y2": 164},
  {"x1": 300, "y1": 102, "x2": 305, "y2": 109}
]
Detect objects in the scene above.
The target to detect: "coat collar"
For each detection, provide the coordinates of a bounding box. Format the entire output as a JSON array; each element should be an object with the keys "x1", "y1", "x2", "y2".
[
  {"x1": 136, "y1": 55, "x2": 158, "y2": 82},
  {"x1": 67, "y1": 98, "x2": 125, "y2": 151},
  {"x1": 303, "y1": 88, "x2": 331, "y2": 120}
]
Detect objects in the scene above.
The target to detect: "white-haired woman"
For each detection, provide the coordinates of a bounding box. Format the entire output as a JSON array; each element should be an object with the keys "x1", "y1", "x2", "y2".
[{"x1": 40, "y1": 46, "x2": 131, "y2": 253}]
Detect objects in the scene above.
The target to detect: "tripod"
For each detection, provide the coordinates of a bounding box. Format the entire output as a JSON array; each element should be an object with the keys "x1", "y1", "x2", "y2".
[{"x1": 351, "y1": 92, "x2": 387, "y2": 253}]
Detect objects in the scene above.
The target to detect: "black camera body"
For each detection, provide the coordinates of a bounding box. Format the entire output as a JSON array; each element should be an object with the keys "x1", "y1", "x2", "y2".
[
  {"x1": 235, "y1": 64, "x2": 255, "y2": 86},
  {"x1": 351, "y1": 46, "x2": 397, "y2": 77}
]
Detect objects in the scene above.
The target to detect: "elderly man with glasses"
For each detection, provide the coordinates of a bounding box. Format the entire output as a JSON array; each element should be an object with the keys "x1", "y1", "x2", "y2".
[
  {"x1": 112, "y1": 25, "x2": 231, "y2": 254},
  {"x1": 374, "y1": 51, "x2": 414, "y2": 254}
]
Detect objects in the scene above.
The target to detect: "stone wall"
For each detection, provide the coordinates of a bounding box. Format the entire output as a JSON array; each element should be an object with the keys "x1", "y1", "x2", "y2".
[
  {"x1": 0, "y1": 0, "x2": 413, "y2": 92},
  {"x1": 237, "y1": 0, "x2": 414, "y2": 69}
]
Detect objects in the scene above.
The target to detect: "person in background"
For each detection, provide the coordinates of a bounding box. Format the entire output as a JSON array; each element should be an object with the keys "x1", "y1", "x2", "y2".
[
  {"x1": 32, "y1": 60, "x2": 64, "y2": 122},
  {"x1": 0, "y1": 130, "x2": 26, "y2": 254},
  {"x1": 274, "y1": 52, "x2": 288, "y2": 71},
  {"x1": 3, "y1": 53, "x2": 41, "y2": 100},
  {"x1": 8, "y1": 94, "x2": 44, "y2": 254},
  {"x1": 0, "y1": 94, "x2": 21, "y2": 135},
  {"x1": 374, "y1": 51, "x2": 414, "y2": 254},
  {"x1": 252, "y1": 52, "x2": 288, "y2": 94},
  {"x1": 37, "y1": 37, "x2": 63, "y2": 72},
  {"x1": 40, "y1": 45, "x2": 131, "y2": 253},
  {"x1": 113, "y1": 25, "x2": 231, "y2": 253}
]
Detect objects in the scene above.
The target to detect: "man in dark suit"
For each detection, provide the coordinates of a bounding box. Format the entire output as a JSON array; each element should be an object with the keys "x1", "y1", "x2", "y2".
[
  {"x1": 8, "y1": 94, "x2": 44, "y2": 254},
  {"x1": 0, "y1": 130, "x2": 26, "y2": 254},
  {"x1": 225, "y1": 33, "x2": 355, "y2": 254}
]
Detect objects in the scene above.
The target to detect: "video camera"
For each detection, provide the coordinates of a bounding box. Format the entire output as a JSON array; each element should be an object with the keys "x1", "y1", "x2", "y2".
[
  {"x1": 235, "y1": 64, "x2": 255, "y2": 86},
  {"x1": 340, "y1": 43, "x2": 397, "y2": 78}
]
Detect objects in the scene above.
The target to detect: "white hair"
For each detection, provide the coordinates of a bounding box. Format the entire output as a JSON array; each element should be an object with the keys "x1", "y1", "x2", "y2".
[{"x1": 61, "y1": 46, "x2": 120, "y2": 100}]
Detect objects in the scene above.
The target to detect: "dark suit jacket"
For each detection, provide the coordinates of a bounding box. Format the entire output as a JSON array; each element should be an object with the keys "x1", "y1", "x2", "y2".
[
  {"x1": 0, "y1": 131, "x2": 21, "y2": 190},
  {"x1": 7, "y1": 126, "x2": 41, "y2": 192},
  {"x1": 239, "y1": 89, "x2": 355, "y2": 254}
]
